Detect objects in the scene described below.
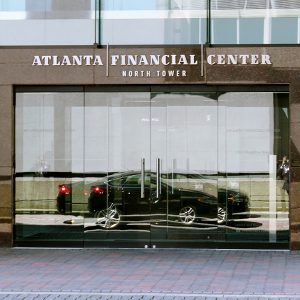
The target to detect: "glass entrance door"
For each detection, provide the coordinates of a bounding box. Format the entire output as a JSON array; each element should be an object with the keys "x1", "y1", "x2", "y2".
[
  {"x1": 149, "y1": 91, "x2": 220, "y2": 247},
  {"x1": 83, "y1": 90, "x2": 221, "y2": 247},
  {"x1": 83, "y1": 89, "x2": 152, "y2": 247}
]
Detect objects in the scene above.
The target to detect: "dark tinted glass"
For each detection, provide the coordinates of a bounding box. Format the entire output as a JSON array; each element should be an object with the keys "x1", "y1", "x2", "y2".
[
  {"x1": 213, "y1": 18, "x2": 237, "y2": 44},
  {"x1": 271, "y1": 17, "x2": 298, "y2": 44},
  {"x1": 240, "y1": 18, "x2": 264, "y2": 44}
]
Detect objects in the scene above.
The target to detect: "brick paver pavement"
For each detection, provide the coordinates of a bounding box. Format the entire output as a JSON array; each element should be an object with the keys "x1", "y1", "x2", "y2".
[{"x1": 0, "y1": 249, "x2": 300, "y2": 299}]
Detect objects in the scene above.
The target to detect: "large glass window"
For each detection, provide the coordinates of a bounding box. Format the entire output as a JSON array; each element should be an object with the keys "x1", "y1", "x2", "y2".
[
  {"x1": 211, "y1": 0, "x2": 300, "y2": 44},
  {"x1": 0, "y1": 0, "x2": 95, "y2": 45},
  {"x1": 239, "y1": 18, "x2": 264, "y2": 44},
  {"x1": 100, "y1": 0, "x2": 207, "y2": 45},
  {"x1": 15, "y1": 87, "x2": 290, "y2": 248},
  {"x1": 271, "y1": 17, "x2": 298, "y2": 44},
  {"x1": 212, "y1": 18, "x2": 236, "y2": 44},
  {"x1": 15, "y1": 89, "x2": 85, "y2": 245}
]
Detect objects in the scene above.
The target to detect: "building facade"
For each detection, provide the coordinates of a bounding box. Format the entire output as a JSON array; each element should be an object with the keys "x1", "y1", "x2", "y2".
[{"x1": 0, "y1": 0, "x2": 300, "y2": 249}]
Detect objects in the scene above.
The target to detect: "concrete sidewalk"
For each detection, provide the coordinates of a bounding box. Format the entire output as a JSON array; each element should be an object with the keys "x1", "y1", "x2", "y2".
[{"x1": 0, "y1": 248, "x2": 300, "y2": 299}]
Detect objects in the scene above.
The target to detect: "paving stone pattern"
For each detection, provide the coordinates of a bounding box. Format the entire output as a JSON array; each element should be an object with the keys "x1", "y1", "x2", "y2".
[{"x1": 0, "y1": 249, "x2": 300, "y2": 299}]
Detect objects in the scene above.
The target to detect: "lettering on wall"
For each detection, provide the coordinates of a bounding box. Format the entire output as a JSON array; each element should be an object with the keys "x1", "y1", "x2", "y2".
[{"x1": 32, "y1": 50, "x2": 272, "y2": 78}]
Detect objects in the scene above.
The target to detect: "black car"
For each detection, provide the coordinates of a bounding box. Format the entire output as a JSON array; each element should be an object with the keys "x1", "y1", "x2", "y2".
[
  {"x1": 86, "y1": 171, "x2": 249, "y2": 229},
  {"x1": 57, "y1": 172, "x2": 249, "y2": 229}
]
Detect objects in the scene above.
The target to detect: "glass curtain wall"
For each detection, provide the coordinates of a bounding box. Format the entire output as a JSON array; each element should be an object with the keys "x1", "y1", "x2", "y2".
[
  {"x1": 15, "y1": 88, "x2": 290, "y2": 247},
  {"x1": 1, "y1": 0, "x2": 300, "y2": 45},
  {"x1": 211, "y1": 0, "x2": 300, "y2": 44}
]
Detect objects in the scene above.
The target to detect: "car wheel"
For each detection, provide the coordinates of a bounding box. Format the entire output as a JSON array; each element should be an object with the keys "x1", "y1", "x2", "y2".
[
  {"x1": 95, "y1": 204, "x2": 121, "y2": 229},
  {"x1": 217, "y1": 206, "x2": 227, "y2": 224},
  {"x1": 179, "y1": 206, "x2": 197, "y2": 225}
]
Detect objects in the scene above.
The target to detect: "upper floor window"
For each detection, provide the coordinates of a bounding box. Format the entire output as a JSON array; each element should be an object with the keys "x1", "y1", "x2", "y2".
[
  {"x1": 211, "y1": 0, "x2": 300, "y2": 44},
  {"x1": 100, "y1": 0, "x2": 208, "y2": 45},
  {"x1": 0, "y1": 0, "x2": 95, "y2": 45}
]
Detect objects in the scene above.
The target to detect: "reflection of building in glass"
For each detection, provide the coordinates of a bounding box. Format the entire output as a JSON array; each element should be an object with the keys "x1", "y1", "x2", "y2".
[{"x1": 16, "y1": 92, "x2": 288, "y2": 174}]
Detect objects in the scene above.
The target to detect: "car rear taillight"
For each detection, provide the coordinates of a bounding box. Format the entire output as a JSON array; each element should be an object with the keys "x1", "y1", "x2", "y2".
[
  {"x1": 58, "y1": 184, "x2": 70, "y2": 194},
  {"x1": 91, "y1": 186, "x2": 106, "y2": 194}
]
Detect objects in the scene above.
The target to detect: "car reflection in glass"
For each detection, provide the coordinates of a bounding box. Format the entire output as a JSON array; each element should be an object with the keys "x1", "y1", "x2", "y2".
[{"x1": 81, "y1": 171, "x2": 249, "y2": 229}]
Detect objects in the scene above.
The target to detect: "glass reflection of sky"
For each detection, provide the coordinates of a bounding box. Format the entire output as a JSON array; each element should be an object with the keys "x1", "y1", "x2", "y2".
[
  {"x1": 0, "y1": 0, "x2": 25, "y2": 10},
  {"x1": 102, "y1": 0, "x2": 157, "y2": 10}
]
